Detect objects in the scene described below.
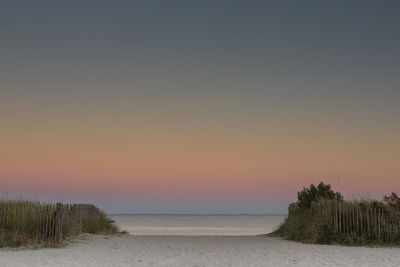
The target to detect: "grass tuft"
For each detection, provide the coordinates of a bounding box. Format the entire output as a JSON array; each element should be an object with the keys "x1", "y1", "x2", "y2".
[
  {"x1": 273, "y1": 200, "x2": 400, "y2": 246},
  {"x1": 0, "y1": 199, "x2": 119, "y2": 248}
]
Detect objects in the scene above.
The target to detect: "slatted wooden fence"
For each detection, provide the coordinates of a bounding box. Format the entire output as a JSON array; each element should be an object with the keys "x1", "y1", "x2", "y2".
[
  {"x1": 304, "y1": 201, "x2": 400, "y2": 242},
  {"x1": 0, "y1": 202, "x2": 102, "y2": 243}
]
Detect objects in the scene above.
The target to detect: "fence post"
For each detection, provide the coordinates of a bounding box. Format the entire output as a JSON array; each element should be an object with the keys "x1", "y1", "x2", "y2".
[
  {"x1": 338, "y1": 202, "x2": 341, "y2": 234},
  {"x1": 54, "y1": 203, "x2": 63, "y2": 242},
  {"x1": 378, "y1": 208, "x2": 381, "y2": 239}
]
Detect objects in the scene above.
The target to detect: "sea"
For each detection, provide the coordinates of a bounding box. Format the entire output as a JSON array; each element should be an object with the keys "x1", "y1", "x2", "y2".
[{"x1": 111, "y1": 214, "x2": 286, "y2": 236}]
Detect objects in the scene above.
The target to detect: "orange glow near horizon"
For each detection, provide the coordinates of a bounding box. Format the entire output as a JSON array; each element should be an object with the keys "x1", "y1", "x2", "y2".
[
  {"x1": 1, "y1": 1, "x2": 400, "y2": 213},
  {"x1": 1, "y1": 113, "x2": 399, "y2": 208}
]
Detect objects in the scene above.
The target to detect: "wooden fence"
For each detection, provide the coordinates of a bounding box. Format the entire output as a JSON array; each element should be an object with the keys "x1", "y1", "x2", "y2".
[
  {"x1": 307, "y1": 201, "x2": 400, "y2": 242},
  {"x1": 0, "y1": 202, "x2": 101, "y2": 243}
]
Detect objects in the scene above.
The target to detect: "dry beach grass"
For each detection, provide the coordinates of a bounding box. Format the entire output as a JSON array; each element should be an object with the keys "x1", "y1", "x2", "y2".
[{"x1": 0, "y1": 200, "x2": 119, "y2": 247}]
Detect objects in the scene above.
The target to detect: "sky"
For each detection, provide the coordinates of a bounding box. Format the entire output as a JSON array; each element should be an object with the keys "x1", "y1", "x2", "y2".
[{"x1": 1, "y1": 1, "x2": 399, "y2": 214}]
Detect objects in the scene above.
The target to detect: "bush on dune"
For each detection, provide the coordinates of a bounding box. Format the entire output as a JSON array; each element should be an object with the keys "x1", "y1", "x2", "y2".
[
  {"x1": 273, "y1": 204, "x2": 335, "y2": 244},
  {"x1": 82, "y1": 212, "x2": 119, "y2": 234},
  {"x1": 272, "y1": 182, "x2": 400, "y2": 246},
  {"x1": 0, "y1": 200, "x2": 120, "y2": 248},
  {"x1": 272, "y1": 182, "x2": 340, "y2": 244},
  {"x1": 297, "y1": 182, "x2": 343, "y2": 208}
]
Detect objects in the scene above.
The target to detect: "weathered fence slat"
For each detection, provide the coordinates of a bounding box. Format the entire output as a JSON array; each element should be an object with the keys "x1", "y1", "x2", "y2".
[
  {"x1": 305, "y1": 201, "x2": 400, "y2": 243},
  {"x1": 0, "y1": 202, "x2": 102, "y2": 244}
]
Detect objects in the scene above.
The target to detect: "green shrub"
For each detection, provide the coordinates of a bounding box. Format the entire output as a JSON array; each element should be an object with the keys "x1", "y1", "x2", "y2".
[
  {"x1": 383, "y1": 192, "x2": 400, "y2": 208},
  {"x1": 273, "y1": 199, "x2": 400, "y2": 245},
  {"x1": 273, "y1": 205, "x2": 335, "y2": 244},
  {"x1": 82, "y1": 212, "x2": 119, "y2": 234},
  {"x1": 297, "y1": 182, "x2": 342, "y2": 208}
]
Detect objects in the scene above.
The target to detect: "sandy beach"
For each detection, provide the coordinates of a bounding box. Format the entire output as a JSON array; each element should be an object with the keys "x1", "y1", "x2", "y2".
[
  {"x1": 112, "y1": 215, "x2": 285, "y2": 236},
  {"x1": 1, "y1": 234, "x2": 399, "y2": 267},
  {"x1": 2, "y1": 215, "x2": 400, "y2": 266}
]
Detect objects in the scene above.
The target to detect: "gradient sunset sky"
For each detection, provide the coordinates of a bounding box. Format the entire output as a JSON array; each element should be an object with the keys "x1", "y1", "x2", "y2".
[{"x1": 1, "y1": 1, "x2": 399, "y2": 213}]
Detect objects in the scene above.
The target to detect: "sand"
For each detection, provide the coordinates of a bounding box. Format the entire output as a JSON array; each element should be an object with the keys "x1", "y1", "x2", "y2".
[
  {"x1": 112, "y1": 215, "x2": 285, "y2": 235},
  {"x1": 1, "y1": 234, "x2": 400, "y2": 267}
]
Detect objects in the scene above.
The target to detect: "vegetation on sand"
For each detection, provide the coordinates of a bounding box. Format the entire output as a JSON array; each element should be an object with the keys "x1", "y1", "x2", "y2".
[
  {"x1": 297, "y1": 182, "x2": 343, "y2": 208},
  {"x1": 0, "y1": 200, "x2": 120, "y2": 248},
  {"x1": 273, "y1": 182, "x2": 400, "y2": 246}
]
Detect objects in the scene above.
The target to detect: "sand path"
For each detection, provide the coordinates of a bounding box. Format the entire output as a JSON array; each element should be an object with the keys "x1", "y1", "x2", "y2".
[{"x1": 1, "y1": 235, "x2": 400, "y2": 267}]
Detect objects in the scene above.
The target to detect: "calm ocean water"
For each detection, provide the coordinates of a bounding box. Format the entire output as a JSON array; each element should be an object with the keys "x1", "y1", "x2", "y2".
[{"x1": 111, "y1": 215, "x2": 285, "y2": 236}]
